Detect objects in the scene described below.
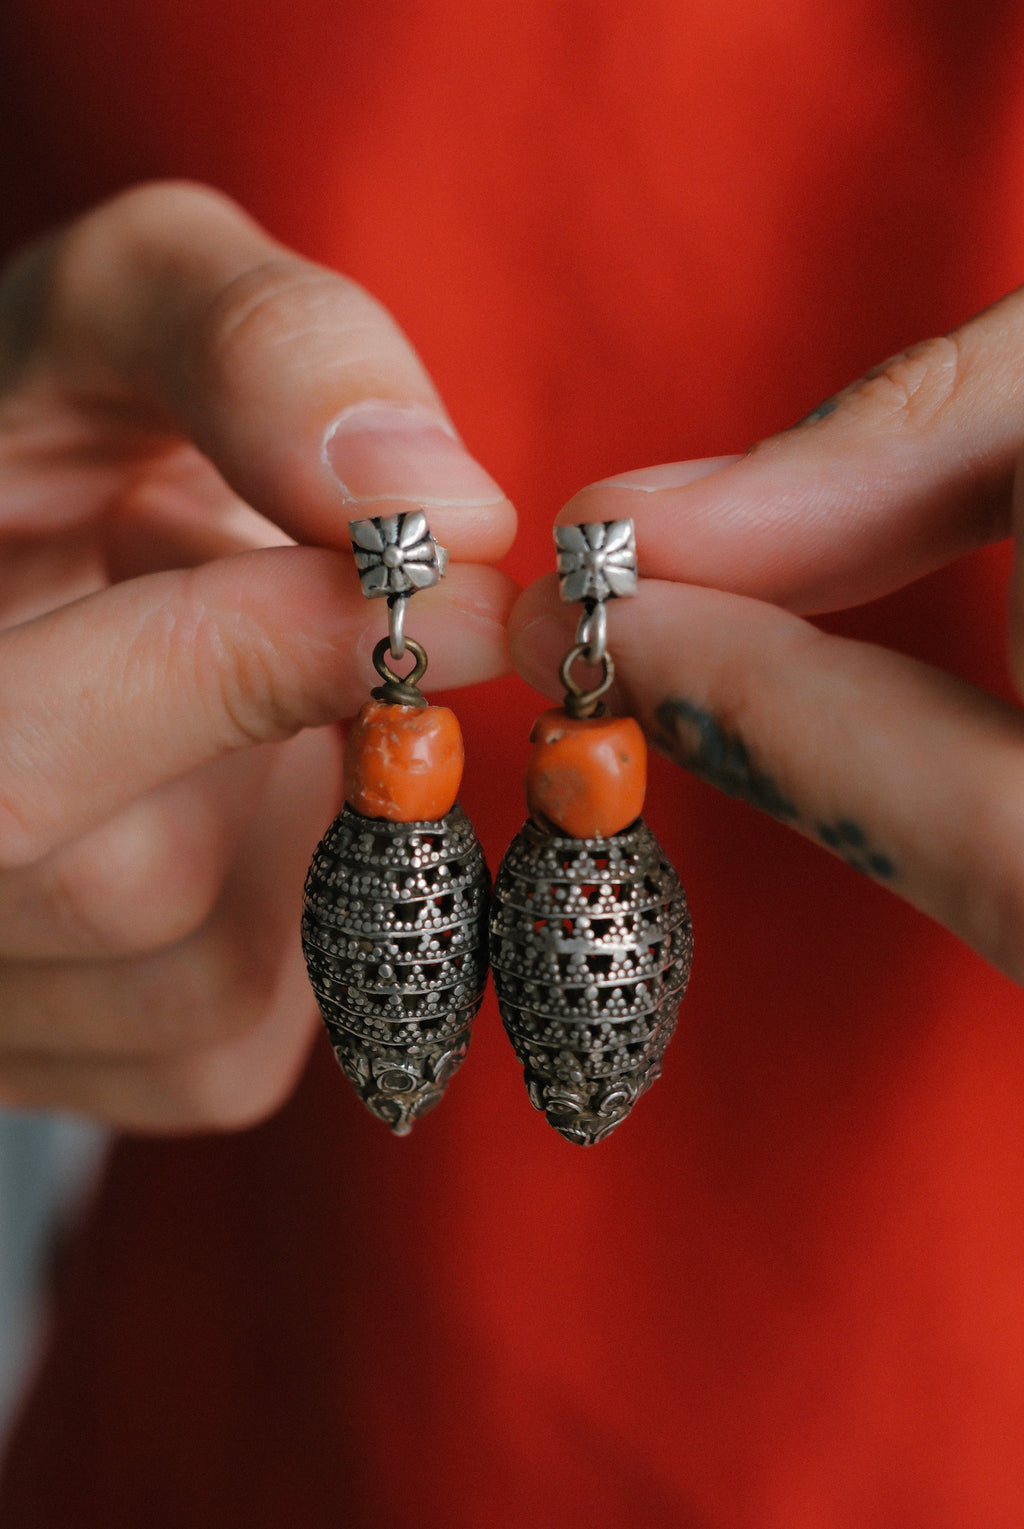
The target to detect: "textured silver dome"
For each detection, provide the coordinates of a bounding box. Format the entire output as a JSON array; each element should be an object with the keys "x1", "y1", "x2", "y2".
[
  {"x1": 303, "y1": 802, "x2": 489, "y2": 1135},
  {"x1": 490, "y1": 817, "x2": 692, "y2": 1145}
]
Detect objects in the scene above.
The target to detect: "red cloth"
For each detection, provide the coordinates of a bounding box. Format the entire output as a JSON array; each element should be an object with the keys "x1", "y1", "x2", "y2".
[{"x1": 3, "y1": 3, "x2": 1024, "y2": 1524}]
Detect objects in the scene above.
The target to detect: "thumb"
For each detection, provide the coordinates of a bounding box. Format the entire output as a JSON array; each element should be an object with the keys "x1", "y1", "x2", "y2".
[
  {"x1": 559, "y1": 288, "x2": 1024, "y2": 614},
  {"x1": 7, "y1": 180, "x2": 516, "y2": 562}
]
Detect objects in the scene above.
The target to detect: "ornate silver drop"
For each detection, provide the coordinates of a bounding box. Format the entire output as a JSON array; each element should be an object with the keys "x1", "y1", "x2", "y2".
[
  {"x1": 301, "y1": 512, "x2": 488, "y2": 1134},
  {"x1": 489, "y1": 518, "x2": 693, "y2": 1145}
]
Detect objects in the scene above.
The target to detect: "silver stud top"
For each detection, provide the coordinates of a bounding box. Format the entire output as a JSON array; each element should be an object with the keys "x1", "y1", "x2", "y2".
[
  {"x1": 555, "y1": 520, "x2": 637, "y2": 605},
  {"x1": 350, "y1": 511, "x2": 448, "y2": 599}
]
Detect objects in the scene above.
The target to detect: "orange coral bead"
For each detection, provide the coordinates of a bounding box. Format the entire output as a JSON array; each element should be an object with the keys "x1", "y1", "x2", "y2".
[
  {"x1": 525, "y1": 708, "x2": 647, "y2": 838},
  {"x1": 344, "y1": 699, "x2": 464, "y2": 822}
]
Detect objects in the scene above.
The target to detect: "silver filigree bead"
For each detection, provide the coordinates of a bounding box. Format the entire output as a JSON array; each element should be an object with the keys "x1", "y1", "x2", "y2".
[
  {"x1": 489, "y1": 817, "x2": 692, "y2": 1145},
  {"x1": 303, "y1": 802, "x2": 490, "y2": 1135},
  {"x1": 555, "y1": 520, "x2": 638, "y2": 605}
]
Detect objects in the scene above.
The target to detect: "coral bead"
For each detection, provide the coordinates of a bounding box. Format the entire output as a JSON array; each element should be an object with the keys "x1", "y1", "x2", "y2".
[
  {"x1": 344, "y1": 699, "x2": 464, "y2": 822},
  {"x1": 525, "y1": 708, "x2": 646, "y2": 838}
]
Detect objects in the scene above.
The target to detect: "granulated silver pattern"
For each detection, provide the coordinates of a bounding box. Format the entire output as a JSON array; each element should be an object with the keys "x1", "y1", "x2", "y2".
[
  {"x1": 489, "y1": 817, "x2": 692, "y2": 1145},
  {"x1": 302, "y1": 803, "x2": 489, "y2": 1135}
]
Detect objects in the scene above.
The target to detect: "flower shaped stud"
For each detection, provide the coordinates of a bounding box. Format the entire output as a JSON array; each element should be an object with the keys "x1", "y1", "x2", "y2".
[
  {"x1": 555, "y1": 520, "x2": 638, "y2": 605},
  {"x1": 350, "y1": 512, "x2": 448, "y2": 599}
]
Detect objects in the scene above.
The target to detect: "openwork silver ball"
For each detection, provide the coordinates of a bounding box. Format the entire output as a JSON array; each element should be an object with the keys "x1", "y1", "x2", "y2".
[
  {"x1": 302, "y1": 803, "x2": 490, "y2": 1135},
  {"x1": 490, "y1": 818, "x2": 692, "y2": 1145}
]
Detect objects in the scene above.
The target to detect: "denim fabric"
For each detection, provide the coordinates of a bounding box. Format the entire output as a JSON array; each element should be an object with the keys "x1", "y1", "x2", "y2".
[{"x1": 0, "y1": 1113, "x2": 105, "y2": 1439}]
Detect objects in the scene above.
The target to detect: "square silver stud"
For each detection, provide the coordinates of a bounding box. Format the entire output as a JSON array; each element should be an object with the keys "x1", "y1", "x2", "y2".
[
  {"x1": 350, "y1": 511, "x2": 447, "y2": 599},
  {"x1": 555, "y1": 520, "x2": 638, "y2": 604}
]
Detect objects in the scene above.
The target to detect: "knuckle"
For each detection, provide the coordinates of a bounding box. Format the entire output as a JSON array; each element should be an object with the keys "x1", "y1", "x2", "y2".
[
  {"x1": 123, "y1": 562, "x2": 332, "y2": 756},
  {"x1": 841, "y1": 334, "x2": 963, "y2": 432},
  {"x1": 49, "y1": 181, "x2": 248, "y2": 321},
  {"x1": 180, "y1": 561, "x2": 338, "y2": 746},
  {"x1": 200, "y1": 259, "x2": 328, "y2": 359},
  {"x1": 48, "y1": 806, "x2": 227, "y2": 958},
  {"x1": 75, "y1": 181, "x2": 255, "y2": 273},
  {"x1": 197, "y1": 598, "x2": 312, "y2": 747},
  {"x1": 122, "y1": 572, "x2": 297, "y2": 750},
  {"x1": 207, "y1": 615, "x2": 306, "y2": 746},
  {"x1": 193, "y1": 259, "x2": 377, "y2": 390}
]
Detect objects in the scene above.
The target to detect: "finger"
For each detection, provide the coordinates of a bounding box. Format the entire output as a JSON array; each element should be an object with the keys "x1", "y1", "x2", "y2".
[
  {"x1": 103, "y1": 443, "x2": 294, "y2": 582},
  {"x1": 0, "y1": 746, "x2": 277, "y2": 960},
  {"x1": 558, "y1": 290, "x2": 1024, "y2": 613},
  {"x1": 0, "y1": 545, "x2": 514, "y2": 868},
  {"x1": 0, "y1": 724, "x2": 333, "y2": 1092},
  {"x1": 0, "y1": 523, "x2": 106, "y2": 629},
  {"x1": 16, "y1": 181, "x2": 516, "y2": 560},
  {"x1": 510, "y1": 577, "x2": 1024, "y2": 985},
  {"x1": 0, "y1": 984, "x2": 319, "y2": 1132}
]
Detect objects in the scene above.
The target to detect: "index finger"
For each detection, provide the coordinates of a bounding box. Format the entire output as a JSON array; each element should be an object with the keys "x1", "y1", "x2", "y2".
[
  {"x1": 560, "y1": 289, "x2": 1024, "y2": 613},
  {"x1": 7, "y1": 181, "x2": 516, "y2": 561}
]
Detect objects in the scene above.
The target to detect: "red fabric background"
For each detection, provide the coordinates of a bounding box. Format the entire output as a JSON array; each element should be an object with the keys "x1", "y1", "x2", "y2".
[{"x1": 2, "y1": 3, "x2": 1024, "y2": 1524}]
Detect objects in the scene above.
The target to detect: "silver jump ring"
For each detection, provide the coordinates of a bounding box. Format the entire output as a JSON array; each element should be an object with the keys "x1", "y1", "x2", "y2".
[
  {"x1": 371, "y1": 636, "x2": 429, "y2": 706},
  {"x1": 559, "y1": 642, "x2": 615, "y2": 717}
]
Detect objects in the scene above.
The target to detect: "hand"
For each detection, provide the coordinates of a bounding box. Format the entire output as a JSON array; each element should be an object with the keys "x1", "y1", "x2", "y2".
[
  {"x1": 511, "y1": 289, "x2": 1024, "y2": 983},
  {"x1": 0, "y1": 182, "x2": 516, "y2": 1128}
]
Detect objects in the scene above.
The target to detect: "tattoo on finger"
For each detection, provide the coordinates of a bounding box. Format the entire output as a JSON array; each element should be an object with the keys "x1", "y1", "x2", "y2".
[
  {"x1": 652, "y1": 697, "x2": 798, "y2": 820},
  {"x1": 789, "y1": 357, "x2": 900, "y2": 432},
  {"x1": 653, "y1": 698, "x2": 898, "y2": 882},
  {"x1": 815, "y1": 819, "x2": 895, "y2": 879},
  {"x1": 792, "y1": 395, "x2": 839, "y2": 428}
]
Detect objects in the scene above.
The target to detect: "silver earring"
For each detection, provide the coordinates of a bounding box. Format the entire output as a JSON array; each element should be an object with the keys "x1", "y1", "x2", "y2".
[
  {"x1": 489, "y1": 520, "x2": 693, "y2": 1145},
  {"x1": 301, "y1": 512, "x2": 490, "y2": 1136}
]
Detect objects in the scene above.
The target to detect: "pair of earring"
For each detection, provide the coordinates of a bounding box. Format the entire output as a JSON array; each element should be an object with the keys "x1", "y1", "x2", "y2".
[{"x1": 301, "y1": 512, "x2": 693, "y2": 1145}]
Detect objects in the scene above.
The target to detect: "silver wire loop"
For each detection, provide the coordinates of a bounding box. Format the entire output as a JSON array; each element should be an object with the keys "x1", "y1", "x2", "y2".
[
  {"x1": 371, "y1": 636, "x2": 429, "y2": 707},
  {"x1": 559, "y1": 642, "x2": 615, "y2": 717},
  {"x1": 387, "y1": 594, "x2": 408, "y2": 659},
  {"x1": 574, "y1": 600, "x2": 608, "y2": 666}
]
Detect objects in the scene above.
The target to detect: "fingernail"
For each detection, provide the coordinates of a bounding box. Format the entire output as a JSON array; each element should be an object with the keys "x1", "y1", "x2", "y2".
[
  {"x1": 591, "y1": 455, "x2": 742, "y2": 492},
  {"x1": 325, "y1": 401, "x2": 506, "y2": 507}
]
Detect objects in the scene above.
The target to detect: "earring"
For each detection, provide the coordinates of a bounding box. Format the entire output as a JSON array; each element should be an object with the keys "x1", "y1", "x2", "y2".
[
  {"x1": 301, "y1": 512, "x2": 490, "y2": 1136},
  {"x1": 490, "y1": 520, "x2": 693, "y2": 1146}
]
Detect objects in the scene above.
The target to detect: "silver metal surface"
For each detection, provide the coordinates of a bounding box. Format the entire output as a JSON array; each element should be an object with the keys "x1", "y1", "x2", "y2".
[
  {"x1": 554, "y1": 519, "x2": 637, "y2": 714},
  {"x1": 303, "y1": 802, "x2": 490, "y2": 1135},
  {"x1": 559, "y1": 643, "x2": 615, "y2": 715},
  {"x1": 371, "y1": 636, "x2": 429, "y2": 707},
  {"x1": 555, "y1": 520, "x2": 638, "y2": 605},
  {"x1": 387, "y1": 592, "x2": 408, "y2": 659},
  {"x1": 350, "y1": 511, "x2": 447, "y2": 598},
  {"x1": 574, "y1": 600, "x2": 608, "y2": 665},
  {"x1": 490, "y1": 816, "x2": 692, "y2": 1146}
]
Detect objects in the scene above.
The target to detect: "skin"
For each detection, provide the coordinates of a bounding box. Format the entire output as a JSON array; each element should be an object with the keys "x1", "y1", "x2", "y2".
[
  {"x1": 7, "y1": 181, "x2": 1024, "y2": 1127},
  {"x1": 0, "y1": 182, "x2": 516, "y2": 1130},
  {"x1": 511, "y1": 290, "x2": 1024, "y2": 988}
]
